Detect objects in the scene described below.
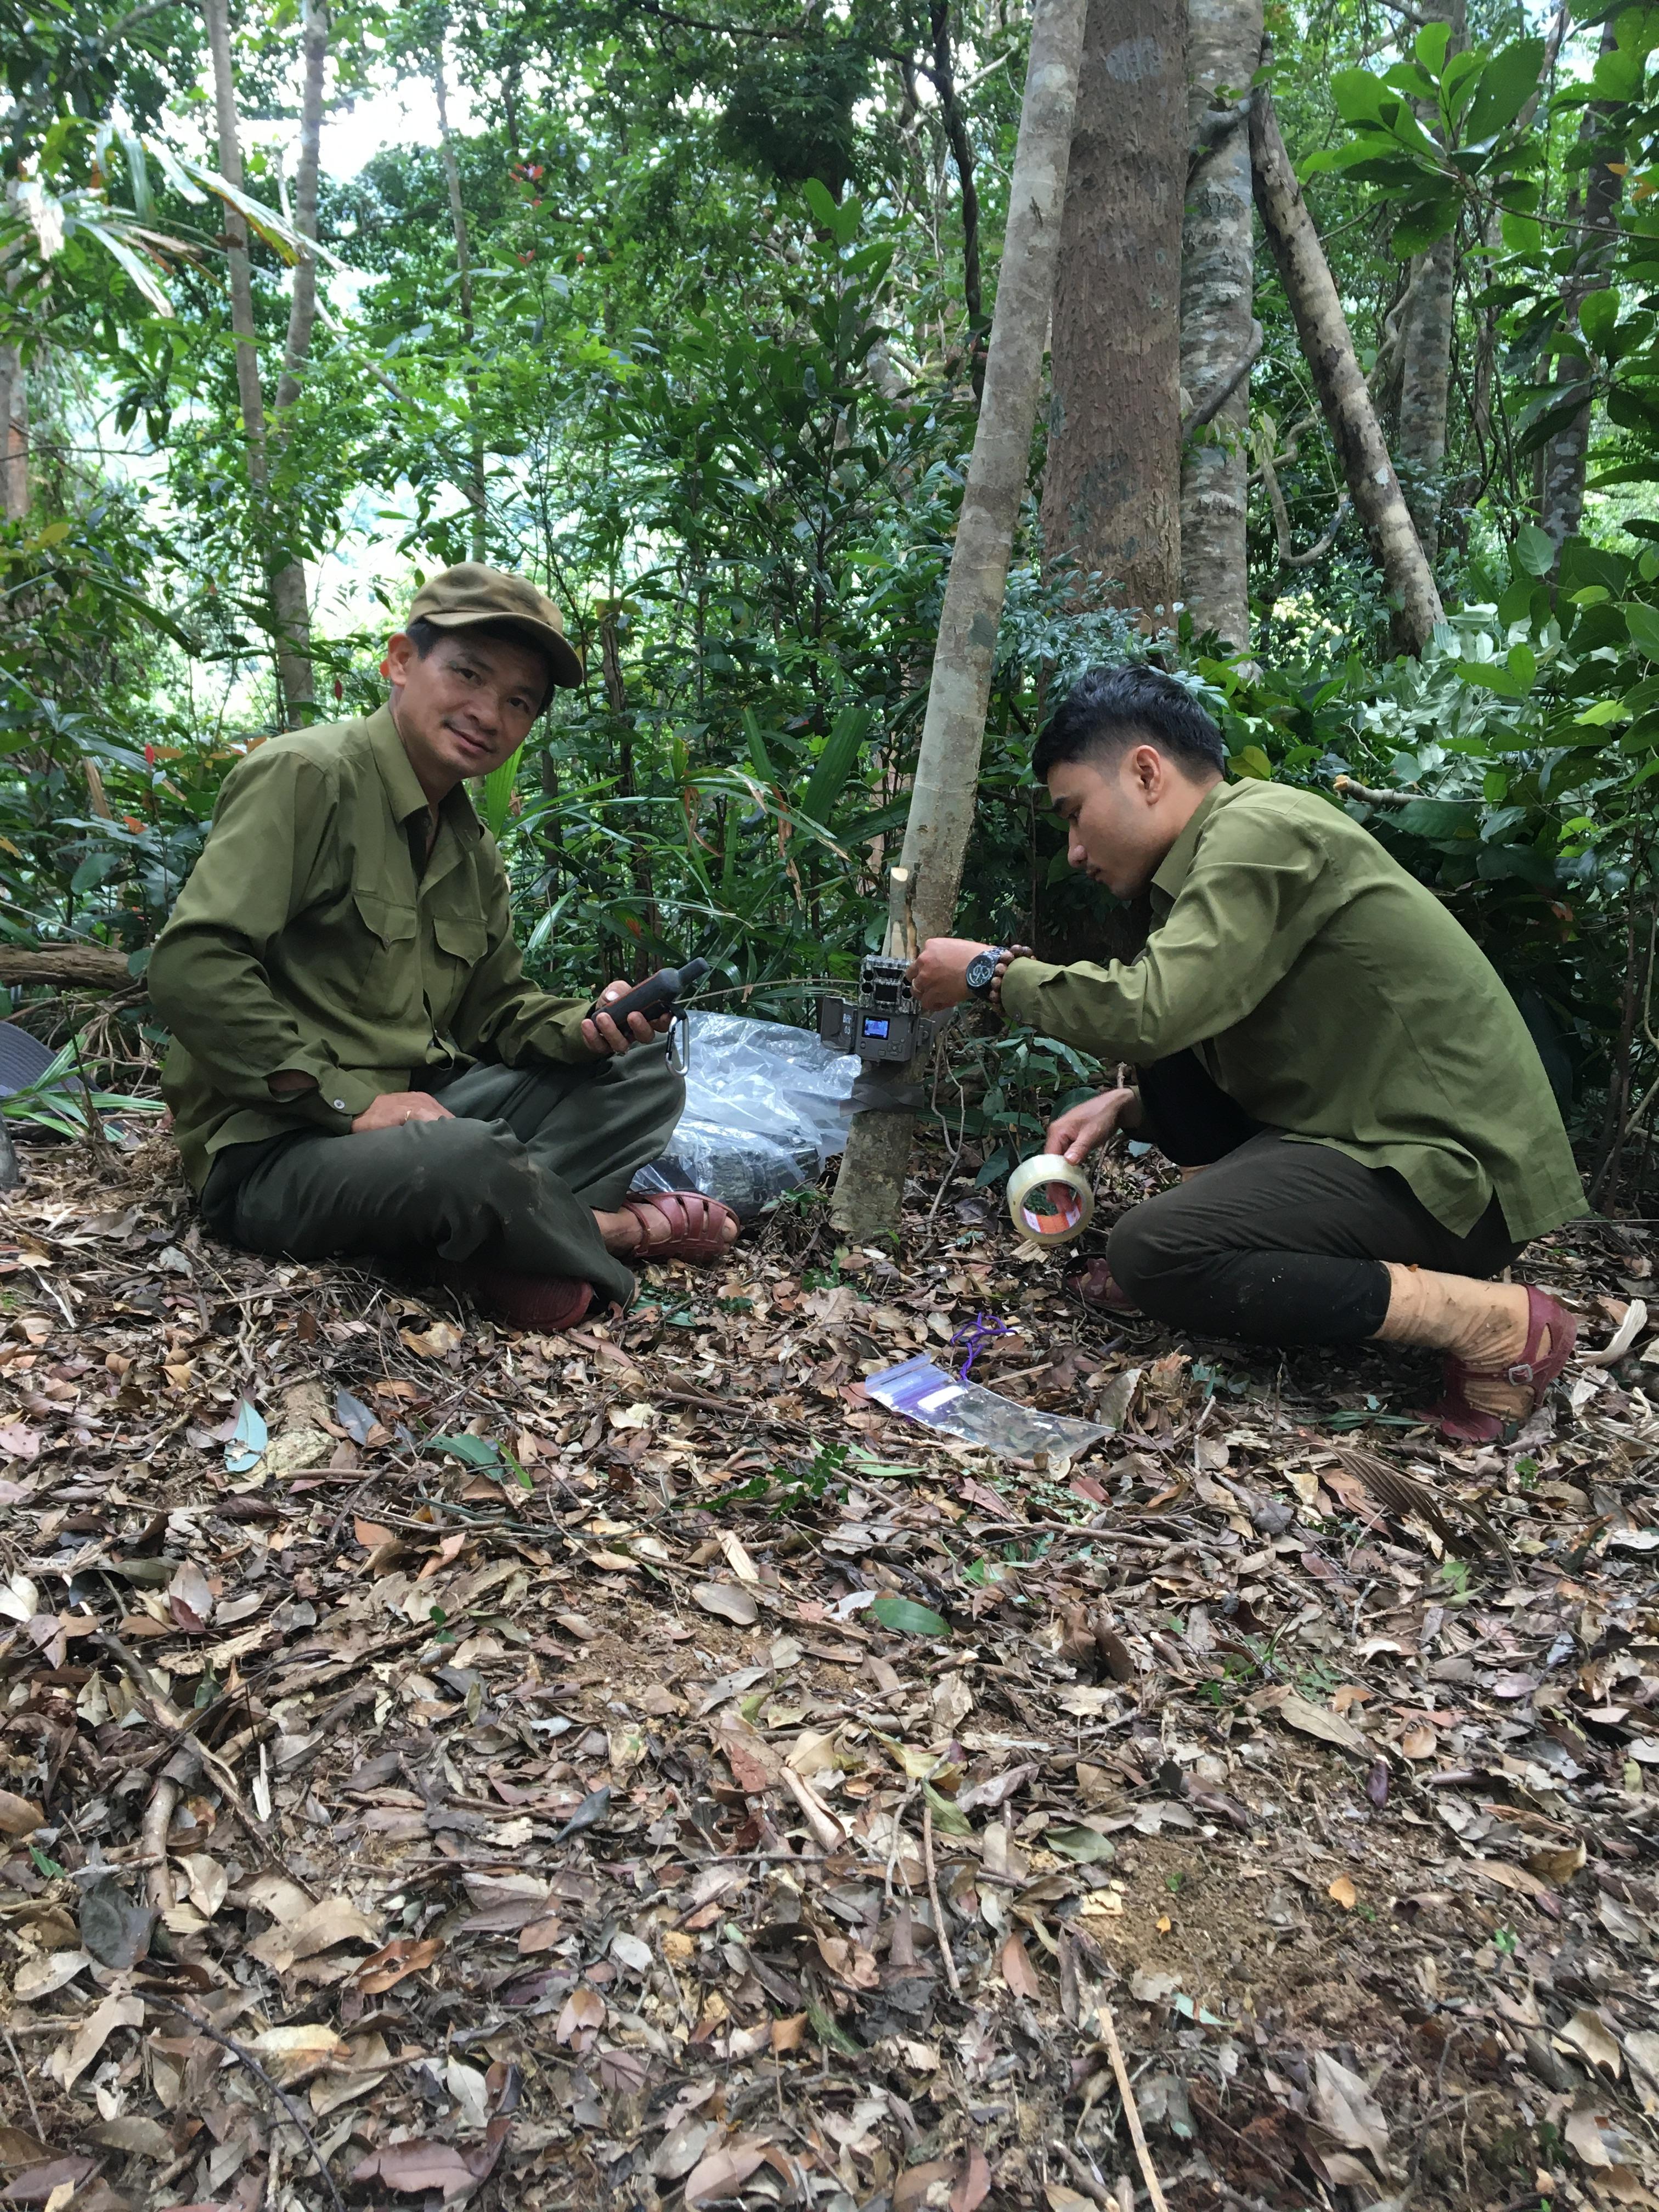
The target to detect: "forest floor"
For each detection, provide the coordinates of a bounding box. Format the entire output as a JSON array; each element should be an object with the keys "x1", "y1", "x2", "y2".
[{"x1": 1, "y1": 1130, "x2": 1658, "y2": 2212}]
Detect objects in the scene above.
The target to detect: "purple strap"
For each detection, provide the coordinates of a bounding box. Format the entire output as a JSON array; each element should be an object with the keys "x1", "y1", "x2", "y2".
[{"x1": 949, "y1": 1310, "x2": 1009, "y2": 1380}]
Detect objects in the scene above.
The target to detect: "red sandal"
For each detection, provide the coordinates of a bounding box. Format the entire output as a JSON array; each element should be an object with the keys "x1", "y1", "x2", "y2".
[
  {"x1": 438, "y1": 1263, "x2": 594, "y2": 1334},
  {"x1": 1070, "y1": 1256, "x2": 1141, "y2": 1316},
  {"x1": 1425, "y1": 1285, "x2": 1577, "y2": 1445},
  {"x1": 620, "y1": 1189, "x2": 739, "y2": 1266}
]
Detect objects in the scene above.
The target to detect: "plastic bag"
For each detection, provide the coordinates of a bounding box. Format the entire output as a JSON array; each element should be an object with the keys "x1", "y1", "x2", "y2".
[
  {"x1": 864, "y1": 1353, "x2": 1109, "y2": 1464},
  {"x1": 631, "y1": 1012, "x2": 856, "y2": 1218}
]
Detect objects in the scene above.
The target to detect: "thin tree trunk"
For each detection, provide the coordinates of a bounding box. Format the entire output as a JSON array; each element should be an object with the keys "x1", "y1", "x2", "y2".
[
  {"x1": 433, "y1": 46, "x2": 487, "y2": 563},
  {"x1": 928, "y1": 1, "x2": 985, "y2": 403},
  {"x1": 830, "y1": 0, "x2": 1088, "y2": 1242},
  {"x1": 1040, "y1": 0, "x2": 1186, "y2": 622},
  {"x1": 1393, "y1": 0, "x2": 1464, "y2": 567},
  {"x1": 1178, "y1": 0, "x2": 1262, "y2": 650},
  {"x1": 269, "y1": 0, "x2": 329, "y2": 725},
  {"x1": 1539, "y1": 17, "x2": 1622, "y2": 557},
  {"x1": 0, "y1": 346, "x2": 25, "y2": 520},
  {"x1": 205, "y1": 0, "x2": 286, "y2": 716},
  {"x1": 1396, "y1": 230, "x2": 1457, "y2": 563},
  {"x1": 1250, "y1": 86, "x2": 1444, "y2": 653}
]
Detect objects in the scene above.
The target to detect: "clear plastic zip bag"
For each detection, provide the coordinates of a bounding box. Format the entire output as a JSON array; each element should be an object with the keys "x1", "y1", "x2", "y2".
[{"x1": 864, "y1": 1353, "x2": 1109, "y2": 1463}]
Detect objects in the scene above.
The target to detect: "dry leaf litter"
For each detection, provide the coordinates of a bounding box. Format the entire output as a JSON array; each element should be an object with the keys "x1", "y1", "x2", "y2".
[{"x1": 0, "y1": 1129, "x2": 1657, "y2": 2212}]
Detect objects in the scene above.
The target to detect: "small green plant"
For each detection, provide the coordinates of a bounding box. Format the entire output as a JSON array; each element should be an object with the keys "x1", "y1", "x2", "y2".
[
  {"x1": 1514, "y1": 1457, "x2": 1539, "y2": 1489},
  {"x1": 1440, "y1": 1556, "x2": 1472, "y2": 1602},
  {"x1": 710, "y1": 1442, "x2": 849, "y2": 1517},
  {"x1": 1494, "y1": 1925, "x2": 1519, "y2": 1956},
  {"x1": 0, "y1": 1030, "x2": 161, "y2": 1141},
  {"x1": 1296, "y1": 1657, "x2": 1344, "y2": 1702}
]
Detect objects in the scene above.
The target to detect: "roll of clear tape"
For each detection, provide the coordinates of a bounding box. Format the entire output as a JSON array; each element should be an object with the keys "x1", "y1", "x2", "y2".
[{"x1": 1006, "y1": 1152, "x2": 1095, "y2": 1248}]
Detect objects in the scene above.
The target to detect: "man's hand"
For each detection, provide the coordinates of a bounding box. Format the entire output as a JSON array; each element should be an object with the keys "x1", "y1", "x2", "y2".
[
  {"x1": 1045, "y1": 1086, "x2": 1141, "y2": 1164},
  {"x1": 581, "y1": 979, "x2": 675, "y2": 1058},
  {"x1": 908, "y1": 938, "x2": 992, "y2": 1013},
  {"x1": 351, "y1": 1091, "x2": 455, "y2": 1134}
]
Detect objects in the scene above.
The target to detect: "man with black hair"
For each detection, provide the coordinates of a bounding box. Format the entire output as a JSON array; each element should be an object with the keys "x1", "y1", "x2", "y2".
[
  {"x1": 910, "y1": 663, "x2": 1585, "y2": 1442},
  {"x1": 150, "y1": 563, "x2": 738, "y2": 1333}
]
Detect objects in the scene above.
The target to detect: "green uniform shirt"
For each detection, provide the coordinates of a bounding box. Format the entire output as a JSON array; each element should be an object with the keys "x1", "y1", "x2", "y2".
[
  {"x1": 999, "y1": 778, "x2": 1584, "y2": 1243},
  {"x1": 149, "y1": 705, "x2": 594, "y2": 1193}
]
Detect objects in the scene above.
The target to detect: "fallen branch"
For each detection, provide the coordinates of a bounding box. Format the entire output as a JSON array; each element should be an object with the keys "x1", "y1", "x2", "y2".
[
  {"x1": 0, "y1": 946, "x2": 136, "y2": 991},
  {"x1": 1095, "y1": 1997, "x2": 1171, "y2": 2212},
  {"x1": 922, "y1": 1801, "x2": 961, "y2": 1996}
]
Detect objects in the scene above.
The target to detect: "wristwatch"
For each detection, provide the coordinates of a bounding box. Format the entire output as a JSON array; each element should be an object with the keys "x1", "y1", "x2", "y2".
[{"x1": 964, "y1": 946, "x2": 1007, "y2": 1001}]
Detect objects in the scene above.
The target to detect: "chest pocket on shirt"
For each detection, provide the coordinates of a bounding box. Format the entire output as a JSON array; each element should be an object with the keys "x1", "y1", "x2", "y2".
[
  {"x1": 428, "y1": 912, "x2": 489, "y2": 1029},
  {"x1": 351, "y1": 890, "x2": 420, "y2": 1019}
]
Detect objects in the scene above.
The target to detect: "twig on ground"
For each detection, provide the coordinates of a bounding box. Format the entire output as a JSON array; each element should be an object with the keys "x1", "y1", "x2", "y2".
[
  {"x1": 1096, "y1": 1996, "x2": 1170, "y2": 2212},
  {"x1": 144, "y1": 1993, "x2": 347, "y2": 2212},
  {"x1": 2, "y1": 2025, "x2": 43, "y2": 2141},
  {"x1": 1053, "y1": 2142, "x2": 1113, "y2": 2204},
  {"x1": 922, "y1": 1801, "x2": 961, "y2": 1996}
]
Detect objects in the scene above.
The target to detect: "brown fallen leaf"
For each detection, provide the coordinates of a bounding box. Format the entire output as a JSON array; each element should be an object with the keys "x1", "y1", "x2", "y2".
[
  {"x1": 950, "y1": 2145, "x2": 992, "y2": 2212},
  {"x1": 555, "y1": 1987, "x2": 605, "y2": 2050},
  {"x1": 684, "y1": 2141, "x2": 770, "y2": 2208},
  {"x1": 1001, "y1": 1932, "x2": 1041, "y2": 1999},
  {"x1": 246, "y1": 1894, "x2": 380, "y2": 1972},
  {"x1": 0, "y1": 1789, "x2": 42, "y2": 1836},
  {"x1": 351, "y1": 1935, "x2": 443, "y2": 1995},
  {"x1": 1564, "y1": 2007, "x2": 1624, "y2": 2078},
  {"x1": 1262, "y1": 1688, "x2": 1370, "y2": 1755},
  {"x1": 1312, "y1": 2050, "x2": 1390, "y2": 2163},
  {"x1": 1528, "y1": 1839, "x2": 1587, "y2": 1886},
  {"x1": 693, "y1": 1581, "x2": 759, "y2": 1626},
  {"x1": 351, "y1": 2142, "x2": 477, "y2": 2199},
  {"x1": 1327, "y1": 1875, "x2": 1358, "y2": 1910}
]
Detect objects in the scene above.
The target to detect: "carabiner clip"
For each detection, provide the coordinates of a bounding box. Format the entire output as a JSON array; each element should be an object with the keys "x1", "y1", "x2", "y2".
[{"x1": 667, "y1": 1007, "x2": 691, "y2": 1076}]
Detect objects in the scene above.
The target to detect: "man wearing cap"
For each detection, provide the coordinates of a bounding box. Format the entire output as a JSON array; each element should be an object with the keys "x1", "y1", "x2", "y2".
[{"x1": 149, "y1": 563, "x2": 738, "y2": 1331}]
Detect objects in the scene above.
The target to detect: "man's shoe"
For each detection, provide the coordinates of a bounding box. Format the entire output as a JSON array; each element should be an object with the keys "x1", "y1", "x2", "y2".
[
  {"x1": 438, "y1": 1263, "x2": 593, "y2": 1333},
  {"x1": 1070, "y1": 1256, "x2": 1141, "y2": 1315},
  {"x1": 1424, "y1": 1285, "x2": 1576, "y2": 1444}
]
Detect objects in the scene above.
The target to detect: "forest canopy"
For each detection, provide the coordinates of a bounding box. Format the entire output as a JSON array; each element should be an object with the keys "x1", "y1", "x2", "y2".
[{"x1": 7, "y1": 0, "x2": 1659, "y2": 1200}]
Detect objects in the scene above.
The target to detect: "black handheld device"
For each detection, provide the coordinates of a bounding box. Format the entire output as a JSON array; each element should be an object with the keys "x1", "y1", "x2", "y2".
[{"x1": 592, "y1": 957, "x2": 712, "y2": 1028}]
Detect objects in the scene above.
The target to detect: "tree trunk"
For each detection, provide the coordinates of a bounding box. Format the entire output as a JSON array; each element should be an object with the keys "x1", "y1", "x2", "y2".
[
  {"x1": 0, "y1": 346, "x2": 26, "y2": 521},
  {"x1": 205, "y1": 0, "x2": 287, "y2": 717},
  {"x1": 1178, "y1": 0, "x2": 1262, "y2": 650},
  {"x1": 928, "y1": 1, "x2": 985, "y2": 403},
  {"x1": 830, "y1": 0, "x2": 1088, "y2": 1243},
  {"x1": 1539, "y1": 16, "x2": 1622, "y2": 556},
  {"x1": 1395, "y1": 235, "x2": 1457, "y2": 565},
  {"x1": 268, "y1": 0, "x2": 329, "y2": 726},
  {"x1": 203, "y1": 0, "x2": 270, "y2": 513},
  {"x1": 1393, "y1": 0, "x2": 1463, "y2": 567},
  {"x1": 433, "y1": 47, "x2": 488, "y2": 563},
  {"x1": 1250, "y1": 86, "x2": 1444, "y2": 653},
  {"x1": 1040, "y1": 0, "x2": 1186, "y2": 622}
]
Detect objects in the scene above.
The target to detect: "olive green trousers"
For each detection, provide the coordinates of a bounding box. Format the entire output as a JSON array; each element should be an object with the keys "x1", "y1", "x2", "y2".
[{"x1": 201, "y1": 1047, "x2": 685, "y2": 1308}]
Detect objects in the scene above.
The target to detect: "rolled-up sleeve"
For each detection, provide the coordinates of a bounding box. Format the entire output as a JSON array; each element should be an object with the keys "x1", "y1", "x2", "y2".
[{"x1": 999, "y1": 805, "x2": 1347, "y2": 1059}]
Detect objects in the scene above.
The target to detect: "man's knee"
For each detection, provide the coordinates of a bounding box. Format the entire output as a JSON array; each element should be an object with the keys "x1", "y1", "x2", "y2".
[{"x1": 1107, "y1": 1195, "x2": 1211, "y2": 1312}]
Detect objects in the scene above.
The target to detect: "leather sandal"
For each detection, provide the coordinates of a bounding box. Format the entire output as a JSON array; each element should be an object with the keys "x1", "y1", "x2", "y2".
[
  {"x1": 438, "y1": 1263, "x2": 593, "y2": 1333},
  {"x1": 620, "y1": 1189, "x2": 739, "y2": 1266},
  {"x1": 1425, "y1": 1284, "x2": 1577, "y2": 1444},
  {"x1": 1070, "y1": 1256, "x2": 1141, "y2": 1316}
]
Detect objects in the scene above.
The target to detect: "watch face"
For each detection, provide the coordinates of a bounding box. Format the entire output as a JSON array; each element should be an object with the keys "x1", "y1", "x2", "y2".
[{"x1": 964, "y1": 949, "x2": 1000, "y2": 992}]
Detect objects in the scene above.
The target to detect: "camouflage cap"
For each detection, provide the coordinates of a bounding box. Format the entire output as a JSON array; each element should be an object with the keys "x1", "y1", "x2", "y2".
[{"x1": 406, "y1": 563, "x2": 583, "y2": 690}]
